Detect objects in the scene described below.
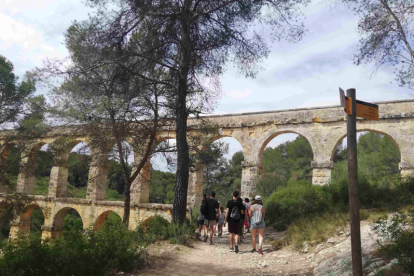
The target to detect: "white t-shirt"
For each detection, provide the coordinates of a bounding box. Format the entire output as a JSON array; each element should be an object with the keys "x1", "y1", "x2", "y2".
[{"x1": 220, "y1": 212, "x2": 225, "y2": 220}]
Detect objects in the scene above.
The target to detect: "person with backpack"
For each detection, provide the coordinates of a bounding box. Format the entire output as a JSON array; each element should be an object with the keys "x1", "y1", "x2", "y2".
[
  {"x1": 249, "y1": 195, "x2": 266, "y2": 255},
  {"x1": 224, "y1": 191, "x2": 244, "y2": 253},
  {"x1": 201, "y1": 191, "x2": 220, "y2": 244}
]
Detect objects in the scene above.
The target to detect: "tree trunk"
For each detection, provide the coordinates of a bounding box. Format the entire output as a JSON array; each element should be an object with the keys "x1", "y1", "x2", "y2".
[
  {"x1": 123, "y1": 180, "x2": 131, "y2": 225},
  {"x1": 172, "y1": 80, "x2": 190, "y2": 223},
  {"x1": 172, "y1": 4, "x2": 192, "y2": 222}
]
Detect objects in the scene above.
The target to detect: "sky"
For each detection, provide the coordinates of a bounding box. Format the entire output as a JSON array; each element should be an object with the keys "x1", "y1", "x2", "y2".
[{"x1": 1, "y1": 0, "x2": 411, "y2": 171}]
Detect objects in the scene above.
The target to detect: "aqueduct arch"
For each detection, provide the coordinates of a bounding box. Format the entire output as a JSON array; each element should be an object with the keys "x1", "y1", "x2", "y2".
[{"x1": 2, "y1": 99, "x2": 414, "y2": 239}]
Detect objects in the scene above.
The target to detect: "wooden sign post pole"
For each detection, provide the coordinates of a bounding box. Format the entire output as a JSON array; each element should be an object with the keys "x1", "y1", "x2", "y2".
[{"x1": 346, "y1": 88, "x2": 363, "y2": 276}]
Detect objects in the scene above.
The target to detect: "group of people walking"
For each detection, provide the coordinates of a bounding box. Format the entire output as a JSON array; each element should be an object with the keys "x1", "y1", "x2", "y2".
[{"x1": 197, "y1": 190, "x2": 266, "y2": 255}]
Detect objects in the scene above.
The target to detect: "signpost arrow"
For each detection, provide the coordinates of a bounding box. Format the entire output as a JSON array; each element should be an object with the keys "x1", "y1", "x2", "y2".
[{"x1": 339, "y1": 87, "x2": 379, "y2": 120}]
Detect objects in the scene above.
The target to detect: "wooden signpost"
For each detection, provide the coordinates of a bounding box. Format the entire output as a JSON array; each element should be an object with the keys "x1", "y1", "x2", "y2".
[
  {"x1": 339, "y1": 88, "x2": 379, "y2": 120},
  {"x1": 339, "y1": 88, "x2": 379, "y2": 276}
]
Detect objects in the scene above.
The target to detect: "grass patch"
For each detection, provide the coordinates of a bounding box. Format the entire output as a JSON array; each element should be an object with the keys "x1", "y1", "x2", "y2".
[
  {"x1": 374, "y1": 266, "x2": 407, "y2": 276},
  {"x1": 268, "y1": 237, "x2": 286, "y2": 250},
  {"x1": 285, "y1": 212, "x2": 349, "y2": 249},
  {"x1": 66, "y1": 183, "x2": 86, "y2": 198},
  {"x1": 105, "y1": 189, "x2": 125, "y2": 201}
]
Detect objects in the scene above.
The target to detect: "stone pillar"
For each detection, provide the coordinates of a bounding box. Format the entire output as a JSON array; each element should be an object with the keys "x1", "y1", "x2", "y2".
[
  {"x1": 187, "y1": 167, "x2": 204, "y2": 208},
  {"x1": 48, "y1": 162, "x2": 69, "y2": 198},
  {"x1": 86, "y1": 164, "x2": 109, "y2": 201},
  {"x1": 41, "y1": 225, "x2": 63, "y2": 240},
  {"x1": 16, "y1": 161, "x2": 37, "y2": 194},
  {"x1": 131, "y1": 161, "x2": 152, "y2": 204},
  {"x1": 311, "y1": 160, "x2": 333, "y2": 185},
  {"x1": 9, "y1": 221, "x2": 31, "y2": 239},
  {"x1": 241, "y1": 161, "x2": 262, "y2": 199},
  {"x1": 399, "y1": 162, "x2": 414, "y2": 177}
]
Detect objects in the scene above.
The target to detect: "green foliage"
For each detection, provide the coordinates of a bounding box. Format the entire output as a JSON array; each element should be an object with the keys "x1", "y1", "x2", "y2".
[
  {"x1": 0, "y1": 55, "x2": 36, "y2": 126},
  {"x1": 34, "y1": 149, "x2": 53, "y2": 178},
  {"x1": 0, "y1": 209, "x2": 12, "y2": 242},
  {"x1": 66, "y1": 183, "x2": 87, "y2": 198},
  {"x1": 33, "y1": 177, "x2": 50, "y2": 196},
  {"x1": 374, "y1": 214, "x2": 414, "y2": 275},
  {"x1": 106, "y1": 160, "x2": 127, "y2": 195},
  {"x1": 0, "y1": 223, "x2": 144, "y2": 276},
  {"x1": 102, "y1": 212, "x2": 123, "y2": 229},
  {"x1": 105, "y1": 189, "x2": 125, "y2": 201},
  {"x1": 140, "y1": 216, "x2": 196, "y2": 245},
  {"x1": 149, "y1": 170, "x2": 176, "y2": 204},
  {"x1": 63, "y1": 210, "x2": 83, "y2": 233},
  {"x1": 257, "y1": 136, "x2": 313, "y2": 199},
  {"x1": 203, "y1": 148, "x2": 243, "y2": 203},
  {"x1": 285, "y1": 212, "x2": 349, "y2": 248},
  {"x1": 30, "y1": 208, "x2": 44, "y2": 234},
  {"x1": 167, "y1": 219, "x2": 196, "y2": 245},
  {"x1": 67, "y1": 153, "x2": 91, "y2": 188},
  {"x1": 145, "y1": 216, "x2": 170, "y2": 240},
  {"x1": 265, "y1": 180, "x2": 331, "y2": 229}
]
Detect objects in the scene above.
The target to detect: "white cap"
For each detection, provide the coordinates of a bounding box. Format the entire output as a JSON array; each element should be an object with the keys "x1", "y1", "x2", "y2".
[
  {"x1": 218, "y1": 201, "x2": 220, "y2": 204},
  {"x1": 255, "y1": 195, "x2": 261, "y2": 200}
]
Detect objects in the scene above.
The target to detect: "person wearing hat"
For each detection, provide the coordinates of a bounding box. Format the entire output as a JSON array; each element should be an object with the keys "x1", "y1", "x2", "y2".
[{"x1": 249, "y1": 195, "x2": 266, "y2": 255}]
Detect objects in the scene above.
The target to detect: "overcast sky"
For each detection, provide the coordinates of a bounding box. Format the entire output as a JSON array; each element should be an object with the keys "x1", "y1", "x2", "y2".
[{"x1": 1, "y1": 0, "x2": 411, "y2": 170}]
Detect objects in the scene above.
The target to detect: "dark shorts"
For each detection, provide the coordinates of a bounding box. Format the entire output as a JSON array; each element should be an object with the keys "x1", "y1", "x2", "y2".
[
  {"x1": 228, "y1": 220, "x2": 240, "y2": 234},
  {"x1": 199, "y1": 219, "x2": 205, "y2": 226}
]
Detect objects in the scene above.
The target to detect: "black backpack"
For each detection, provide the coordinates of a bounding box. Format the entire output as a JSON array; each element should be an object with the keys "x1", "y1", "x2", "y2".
[
  {"x1": 230, "y1": 201, "x2": 240, "y2": 220},
  {"x1": 200, "y1": 199, "x2": 208, "y2": 216}
]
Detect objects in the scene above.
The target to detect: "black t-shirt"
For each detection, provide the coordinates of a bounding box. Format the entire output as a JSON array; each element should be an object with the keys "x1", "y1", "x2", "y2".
[
  {"x1": 240, "y1": 204, "x2": 246, "y2": 220},
  {"x1": 226, "y1": 198, "x2": 244, "y2": 223},
  {"x1": 205, "y1": 198, "x2": 219, "y2": 220}
]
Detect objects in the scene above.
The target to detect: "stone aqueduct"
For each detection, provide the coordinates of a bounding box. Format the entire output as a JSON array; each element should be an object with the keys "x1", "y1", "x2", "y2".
[{"x1": 1, "y1": 99, "x2": 414, "y2": 239}]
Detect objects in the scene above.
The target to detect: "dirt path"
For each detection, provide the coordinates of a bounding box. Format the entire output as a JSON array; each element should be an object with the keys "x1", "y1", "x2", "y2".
[{"x1": 134, "y1": 225, "x2": 313, "y2": 276}]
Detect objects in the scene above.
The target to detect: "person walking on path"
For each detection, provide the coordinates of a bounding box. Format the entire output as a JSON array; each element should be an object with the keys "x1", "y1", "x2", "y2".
[
  {"x1": 197, "y1": 199, "x2": 208, "y2": 239},
  {"x1": 244, "y1": 198, "x2": 251, "y2": 233},
  {"x1": 238, "y1": 201, "x2": 246, "y2": 241},
  {"x1": 224, "y1": 191, "x2": 244, "y2": 253},
  {"x1": 249, "y1": 195, "x2": 266, "y2": 255},
  {"x1": 218, "y1": 206, "x2": 225, "y2": 236},
  {"x1": 204, "y1": 191, "x2": 220, "y2": 245}
]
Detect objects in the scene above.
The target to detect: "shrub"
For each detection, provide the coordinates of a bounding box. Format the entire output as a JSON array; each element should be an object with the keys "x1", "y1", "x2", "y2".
[
  {"x1": 374, "y1": 214, "x2": 414, "y2": 275},
  {"x1": 34, "y1": 177, "x2": 50, "y2": 196},
  {"x1": 144, "y1": 216, "x2": 170, "y2": 240},
  {"x1": 0, "y1": 222, "x2": 143, "y2": 276},
  {"x1": 105, "y1": 189, "x2": 125, "y2": 201},
  {"x1": 168, "y1": 219, "x2": 196, "y2": 245},
  {"x1": 265, "y1": 180, "x2": 331, "y2": 228}
]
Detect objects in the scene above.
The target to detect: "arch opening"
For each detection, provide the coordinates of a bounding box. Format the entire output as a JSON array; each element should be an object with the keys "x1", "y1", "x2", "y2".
[
  {"x1": 66, "y1": 142, "x2": 91, "y2": 198},
  {"x1": 93, "y1": 211, "x2": 122, "y2": 231},
  {"x1": 332, "y1": 131, "x2": 401, "y2": 180},
  {"x1": 257, "y1": 133, "x2": 314, "y2": 198},
  {"x1": 1, "y1": 204, "x2": 45, "y2": 240},
  {"x1": 149, "y1": 139, "x2": 177, "y2": 204},
  {"x1": 30, "y1": 143, "x2": 53, "y2": 196},
  {"x1": 53, "y1": 207, "x2": 83, "y2": 235},
  {"x1": 106, "y1": 141, "x2": 135, "y2": 201},
  {"x1": 1, "y1": 144, "x2": 21, "y2": 193},
  {"x1": 201, "y1": 137, "x2": 244, "y2": 204}
]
